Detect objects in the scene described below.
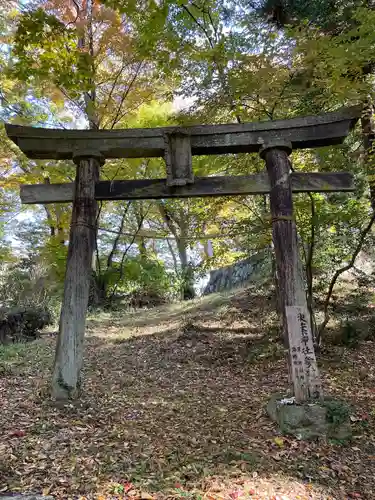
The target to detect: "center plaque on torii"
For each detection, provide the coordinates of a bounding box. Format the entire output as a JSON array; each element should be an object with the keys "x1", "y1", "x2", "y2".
[{"x1": 6, "y1": 106, "x2": 362, "y2": 401}]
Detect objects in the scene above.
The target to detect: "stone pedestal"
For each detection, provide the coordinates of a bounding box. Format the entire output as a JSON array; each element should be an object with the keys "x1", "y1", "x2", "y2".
[{"x1": 267, "y1": 393, "x2": 352, "y2": 440}]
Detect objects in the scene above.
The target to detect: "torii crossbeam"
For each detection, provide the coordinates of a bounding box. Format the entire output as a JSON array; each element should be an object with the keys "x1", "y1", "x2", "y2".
[{"x1": 6, "y1": 105, "x2": 362, "y2": 402}]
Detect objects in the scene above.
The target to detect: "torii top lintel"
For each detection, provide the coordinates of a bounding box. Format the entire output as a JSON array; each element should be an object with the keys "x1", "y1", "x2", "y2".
[{"x1": 5, "y1": 106, "x2": 361, "y2": 161}]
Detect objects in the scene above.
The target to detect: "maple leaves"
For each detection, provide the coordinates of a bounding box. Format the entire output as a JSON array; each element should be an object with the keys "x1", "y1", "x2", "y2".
[
  {"x1": 8, "y1": 429, "x2": 26, "y2": 438},
  {"x1": 10, "y1": 0, "x2": 161, "y2": 131},
  {"x1": 13, "y1": 7, "x2": 92, "y2": 95}
]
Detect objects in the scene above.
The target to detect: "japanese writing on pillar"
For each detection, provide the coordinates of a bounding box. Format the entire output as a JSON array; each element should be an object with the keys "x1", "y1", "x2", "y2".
[
  {"x1": 286, "y1": 305, "x2": 322, "y2": 399},
  {"x1": 298, "y1": 309, "x2": 315, "y2": 371},
  {"x1": 291, "y1": 344, "x2": 304, "y2": 383}
]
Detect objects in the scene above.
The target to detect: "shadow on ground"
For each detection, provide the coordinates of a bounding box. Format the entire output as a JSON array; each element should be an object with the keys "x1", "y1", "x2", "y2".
[
  {"x1": 86, "y1": 286, "x2": 277, "y2": 330},
  {"x1": 1, "y1": 287, "x2": 375, "y2": 498}
]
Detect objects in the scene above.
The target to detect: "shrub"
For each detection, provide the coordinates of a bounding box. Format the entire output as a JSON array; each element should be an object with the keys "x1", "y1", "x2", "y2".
[
  {"x1": 326, "y1": 315, "x2": 375, "y2": 348},
  {"x1": 125, "y1": 287, "x2": 169, "y2": 309},
  {"x1": 338, "y1": 320, "x2": 360, "y2": 348},
  {"x1": 0, "y1": 258, "x2": 62, "y2": 313},
  {"x1": 323, "y1": 398, "x2": 351, "y2": 427},
  {"x1": 0, "y1": 306, "x2": 53, "y2": 344},
  {"x1": 90, "y1": 255, "x2": 179, "y2": 310}
]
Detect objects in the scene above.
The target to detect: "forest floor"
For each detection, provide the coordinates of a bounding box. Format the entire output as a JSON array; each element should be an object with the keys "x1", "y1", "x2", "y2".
[{"x1": 1, "y1": 284, "x2": 375, "y2": 499}]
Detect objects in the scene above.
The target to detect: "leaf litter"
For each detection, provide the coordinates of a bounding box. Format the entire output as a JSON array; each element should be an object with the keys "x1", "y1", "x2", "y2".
[{"x1": 1, "y1": 287, "x2": 375, "y2": 499}]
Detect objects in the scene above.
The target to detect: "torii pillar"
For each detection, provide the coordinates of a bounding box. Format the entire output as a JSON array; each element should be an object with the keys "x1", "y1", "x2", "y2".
[
  {"x1": 52, "y1": 151, "x2": 103, "y2": 399},
  {"x1": 260, "y1": 141, "x2": 322, "y2": 401}
]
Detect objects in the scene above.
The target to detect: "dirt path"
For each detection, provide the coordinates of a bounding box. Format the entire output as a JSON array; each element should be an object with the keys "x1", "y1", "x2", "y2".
[{"x1": 1, "y1": 287, "x2": 375, "y2": 499}]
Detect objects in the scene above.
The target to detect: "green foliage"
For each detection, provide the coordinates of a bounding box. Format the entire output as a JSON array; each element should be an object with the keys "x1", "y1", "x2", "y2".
[
  {"x1": 0, "y1": 305, "x2": 53, "y2": 344},
  {"x1": 0, "y1": 342, "x2": 28, "y2": 363},
  {"x1": 109, "y1": 483, "x2": 125, "y2": 495},
  {"x1": 0, "y1": 256, "x2": 63, "y2": 314},
  {"x1": 0, "y1": 342, "x2": 29, "y2": 377},
  {"x1": 0, "y1": 221, "x2": 12, "y2": 262},
  {"x1": 259, "y1": 0, "x2": 362, "y2": 31},
  {"x1": 247, "y1": 340, "x2": 285, "y2": 364},
  {"x1": 12, "y1": 8, "x2": 93, "y2": 95},
  {"x1": 337, "y1": 320, "x2": 361, "y2": 348},
  {"x1": 323, "y1": 398, "x2": 351, "y2": 427},
  {"x1": 333, "y1": 314, "x2": 375, "y2": 348},
  {"x1": 92, "y1": 253, "x2": 180, "y2": 309},
  {"x1": 120, "y1": 255, "x2": 176, "y2": 297}
]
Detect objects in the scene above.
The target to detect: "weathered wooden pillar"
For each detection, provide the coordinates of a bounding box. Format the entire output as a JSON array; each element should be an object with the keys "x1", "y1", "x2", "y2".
[
  {"x1": 164, "y1": 130, "x2": 194, "y2": 186},
  {"x1": 260, "y1": 141, "x2": 322, "y2": 403},
  {"x1": 52, "y1": 151, "x2": 103, "y2": 400}
]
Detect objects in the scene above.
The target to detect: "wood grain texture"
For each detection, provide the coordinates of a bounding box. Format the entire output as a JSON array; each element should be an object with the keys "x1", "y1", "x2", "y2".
[
  {"x1": 20, "y1": 172, "x2": 354, "y2": 204},
  {"x1": 6, "y1": 106, "x2": 361, "y2": 160},
  {"x1": 164, "y1": 131, "x2": 194, "y2": 186},
  {"x1": 51, "y1": 157, "x2": 99, "y2": 400},
  {"x1": 264, "y1": 148, "x2": 322, "y2": 402}
]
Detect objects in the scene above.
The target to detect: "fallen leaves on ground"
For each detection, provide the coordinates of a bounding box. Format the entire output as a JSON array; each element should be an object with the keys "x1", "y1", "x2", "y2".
[{"x1": 1, "y1": 287, "x2": 375, "y2": 499}]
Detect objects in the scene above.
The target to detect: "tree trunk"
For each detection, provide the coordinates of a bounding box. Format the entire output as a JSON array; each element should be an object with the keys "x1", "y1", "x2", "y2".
[
  {"x1": 107, "y1": 205, "x2": 129, "y2": 270},
  {"x1": 52, "y1": 156, "x2": 100, "y2": 399},
  {"x1": 166, "y1": 238, "x2": 179, "y2": 274},
  {"x1": 176, "y1": 236, "x2": 195, "y2": 300},
  {"x1": 262, "y1": 145, "x2": 322, "y2": 402},
  {"x1": 272, "y1": 249, "x2": 283, "y2": 317},
  {"x1": 135, "y1": 202, "x2": 147, "y2": 259},
  {"x1": 176, "y1": 210, "x2": 195, "y2": 300},
  {"x1": 158, "y1": 203, "x2": 196, "y2": 300},
  {"x1": 43, "y1": 202, "x2": 66, "y2": 246},
  {"x1": 203, "y1": 239, "x2": 213, "y2": 258},
  {"x1": 89, "y1": 203, "x2": 130, "y2": 306},
  {"x1": 361, "y1": 101, "x2": 375, "y2": 211}
]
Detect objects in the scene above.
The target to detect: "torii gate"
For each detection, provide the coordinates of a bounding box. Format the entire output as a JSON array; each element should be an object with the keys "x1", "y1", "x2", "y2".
[{"x1": 6, "y1": 106, "x2": 361, "y2": 402}]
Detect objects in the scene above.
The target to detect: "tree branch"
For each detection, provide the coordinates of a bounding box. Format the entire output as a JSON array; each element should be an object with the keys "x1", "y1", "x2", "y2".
[
  {"x1": 66, "y1": 0, "x2": 80, "y2": 27},
  {"x1": 158, "y1": 202, "x2": 179, "y2": 239},
  {"x1": 100, "y1": 58, "x2": 128, "y2": 126},
  {"x1": 306, "y1": 192, "x2": 317, "y2": 340},
  {"x1": 268, "y1": 71, "x2": 295, "y2": 119},
  {"x1": 109, "y1": 202, "x2": 151, "y2": 299},
  {"x1": 181, "y1": 4, "x2": 215, "y2": 50},
  {"x1": 109, "y1": 61, "x2": 143, "y2": 129},
  {"x1": 106, "y1": 202, "x2": 131, "y2": 269},
  {"x1": 167, "y1": 238, "x2": 179, "y2": 273},
  {"x1": 59, "y1": 86, "x2": 87, "y2": 116},
  {"x1": 317, "y1": 211, "x2": 375, "y2": 342},
  {"x1": 95, "y1": 201, "x2": 103, "y2": 277},
  {"x1": 233, "y1": 199, "x2": 267, "y2": 228}
]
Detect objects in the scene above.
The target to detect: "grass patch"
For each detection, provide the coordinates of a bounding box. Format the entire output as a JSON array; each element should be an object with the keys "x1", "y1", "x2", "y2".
[
  {"x1": 0, "y1": 343, "x2": 30, "y2": 377},
  {"x1": 247, "y1": 339, "x2": 285, "y2": 363},
  {"x1": 0, "y1": 342, "x2": 29, "y2": 362}
]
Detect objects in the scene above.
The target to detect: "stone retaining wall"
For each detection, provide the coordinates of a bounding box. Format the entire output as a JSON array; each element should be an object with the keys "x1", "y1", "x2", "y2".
[{"x1": 203, "y1": 250, "x2": 272, "y2": 295}]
